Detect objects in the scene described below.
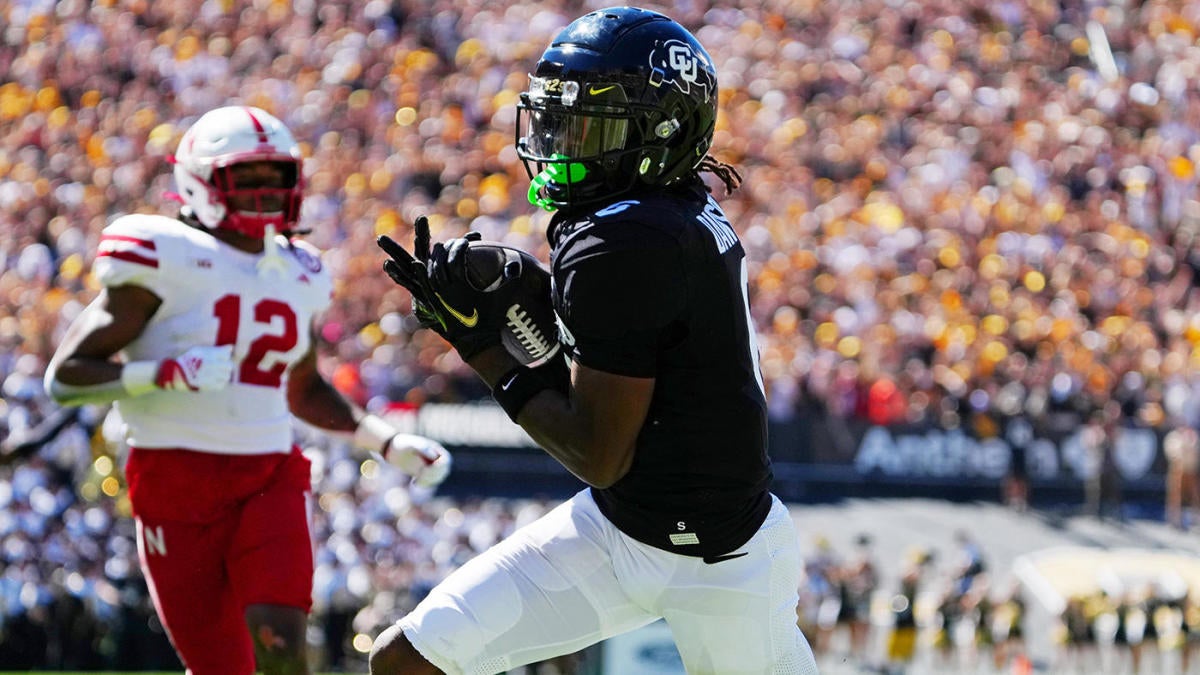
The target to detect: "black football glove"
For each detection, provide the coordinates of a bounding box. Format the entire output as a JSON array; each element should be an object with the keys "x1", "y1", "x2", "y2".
[
  {"x1": 427, "y1": 236, "x2": 563, "y2": 367},
  {"x1": 378, "y1": 215, "x2": 443, "y2": 330},
  {"x1": 423, "y1": 233, "x2": 536, "y2": 360},
  {"x1": 378, "y1": 218, "x2": 501, "y2": 360}
]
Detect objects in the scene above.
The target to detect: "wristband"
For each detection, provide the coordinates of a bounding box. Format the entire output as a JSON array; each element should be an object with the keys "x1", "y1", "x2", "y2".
[
  {"x1": 120, "y1": 361, "x2": 160, "y2": 397},
  {"x1": 353, "y1": 413, "x2": 399, "y2": 454},
  {"x1": 492, "y1": 366, "x2": 552, "y2": 422}
]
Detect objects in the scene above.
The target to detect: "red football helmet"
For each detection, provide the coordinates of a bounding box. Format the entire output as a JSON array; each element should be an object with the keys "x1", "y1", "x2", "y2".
[{"x1": 172, "y1": 106, "x2": 304, "y2": 238}]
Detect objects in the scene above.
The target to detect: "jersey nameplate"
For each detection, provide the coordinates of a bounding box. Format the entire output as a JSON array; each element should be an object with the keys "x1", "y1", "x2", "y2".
[{"x1": 697, "y1": 196, "x2": 736, "y2": 253}]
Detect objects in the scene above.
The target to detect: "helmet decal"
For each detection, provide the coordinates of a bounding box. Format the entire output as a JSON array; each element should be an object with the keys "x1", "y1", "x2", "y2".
[
  {"x1": 649, "y1": 40, "x2": 711, "y2": 99},
  {"x1": 244, "y1": 108, "x2": 271, "y2": 144}
]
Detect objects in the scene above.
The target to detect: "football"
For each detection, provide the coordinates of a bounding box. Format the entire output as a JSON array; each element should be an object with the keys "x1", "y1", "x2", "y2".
[
  {"x1": 463, "y1": 243, "x2": 518, "y2": 292},
  {"x1": 465, "y1": 244, "x2": 561, "y2": 367}
]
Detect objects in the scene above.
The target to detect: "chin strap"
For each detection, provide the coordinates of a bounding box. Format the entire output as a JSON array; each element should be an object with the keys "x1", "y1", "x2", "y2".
[{"x1": 256, "y1": 224, "x2": 289, "y2": 277}]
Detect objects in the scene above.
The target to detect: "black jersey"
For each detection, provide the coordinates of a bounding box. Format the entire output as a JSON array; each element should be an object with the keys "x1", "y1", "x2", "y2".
[{"x1": 548, "y1": 181, "x2": 773, "y2": 559}]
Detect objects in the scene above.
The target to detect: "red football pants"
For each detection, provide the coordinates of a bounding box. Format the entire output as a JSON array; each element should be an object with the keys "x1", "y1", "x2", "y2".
[{"x1": 126, "y1": 447, "x2": 314, "y2": 675}]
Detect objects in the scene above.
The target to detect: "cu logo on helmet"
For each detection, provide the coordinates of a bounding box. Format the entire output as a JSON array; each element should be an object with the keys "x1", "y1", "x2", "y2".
[{"x1": 650, "y1": 40, "x2": 710, "y2": 97}]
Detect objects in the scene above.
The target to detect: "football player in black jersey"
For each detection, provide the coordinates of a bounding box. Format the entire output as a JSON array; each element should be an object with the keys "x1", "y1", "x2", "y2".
[{"x1": 372, "y1": 7, "x2": 818, "y2": 674}]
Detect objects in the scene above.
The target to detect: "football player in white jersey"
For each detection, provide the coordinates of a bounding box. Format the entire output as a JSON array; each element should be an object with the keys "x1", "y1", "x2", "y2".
[{"x1": 41, "y1": 106, "x2": 451, "y2": 675}]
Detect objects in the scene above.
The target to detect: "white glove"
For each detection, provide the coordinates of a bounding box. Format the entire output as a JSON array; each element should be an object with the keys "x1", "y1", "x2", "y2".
[
  {"x1": 384, "y1": 434, "x2": 452, "y2": 488},
  {"x1": 155, "y1": 345, "x2": 235, "y2": 392}
]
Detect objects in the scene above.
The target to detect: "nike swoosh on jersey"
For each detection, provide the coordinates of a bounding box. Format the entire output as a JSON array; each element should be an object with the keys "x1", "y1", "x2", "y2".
[
  {"x1": 589, "y1": 85, "x2": 617, "y2": 95},
  {"x1": 702, "y1": 551, "x2": 748, "y2": 564},
  {"x1": 434, "y1": 292, "x2": 479, "y2": 327}
]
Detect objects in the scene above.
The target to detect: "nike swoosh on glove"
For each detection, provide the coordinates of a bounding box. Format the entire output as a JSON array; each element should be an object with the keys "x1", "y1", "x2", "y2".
[
  {"x1": 378, "y1": 218, "x2": 500, "y2": 359},
  {"x1": 379, "y1": 218, "x2": 525, "y2": 361},
  {"x1": 155, "y1": 345, "x2": 235, "y2": 392},
  {"x1": 425, "y1": 234, "x2": 558, "y2": 361}
]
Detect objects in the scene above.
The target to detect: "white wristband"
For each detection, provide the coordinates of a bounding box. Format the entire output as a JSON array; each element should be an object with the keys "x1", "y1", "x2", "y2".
[
  {"x1": 353, "y1": 413, "x2": 398, "y2": 454},
  {"x1": 120, "y1": 361, "x2": 160, "y2": 397}
]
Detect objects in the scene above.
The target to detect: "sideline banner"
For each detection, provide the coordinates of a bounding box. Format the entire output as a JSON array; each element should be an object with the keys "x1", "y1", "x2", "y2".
[
  {"x1": 372, "y1": 402, "x2": 1172, "y2": 503},
  {"x1": 380, "y1": 402, "x2": 1168, "y2": 481}
]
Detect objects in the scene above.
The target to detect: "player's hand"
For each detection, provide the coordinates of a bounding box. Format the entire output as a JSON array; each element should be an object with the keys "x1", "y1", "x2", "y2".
[
  {"x1": 155, "y1": 345, "x2": 235, "y2": 392},
  {"x1": 378, "y1": 215, "x2": 445, "y2": 330},
  {"x1": 382, "y1": 433, "x2": 452, "y2": 488},
  {"x1": 378, "y1": 218, "x2": 502, "y2": 359},
  {"x1": 422, "y1": 232, "x2": 519, "y2": 358}
]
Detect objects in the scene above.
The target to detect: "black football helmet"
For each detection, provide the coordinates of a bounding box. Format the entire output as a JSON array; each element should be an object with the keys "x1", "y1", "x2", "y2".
[{"x1": 516, "y1": 7, "x2": 718, "y2": 211}]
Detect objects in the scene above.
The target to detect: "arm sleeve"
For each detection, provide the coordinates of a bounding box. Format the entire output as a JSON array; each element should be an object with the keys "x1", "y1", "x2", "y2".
[{"x1": 556, "y1": 227, "x2": 685, "y2": 377}]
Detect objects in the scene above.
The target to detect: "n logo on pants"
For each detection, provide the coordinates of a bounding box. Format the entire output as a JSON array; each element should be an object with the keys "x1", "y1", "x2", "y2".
[{"x1": 143, "y1": 524, "x2": 168, "y2": 556}]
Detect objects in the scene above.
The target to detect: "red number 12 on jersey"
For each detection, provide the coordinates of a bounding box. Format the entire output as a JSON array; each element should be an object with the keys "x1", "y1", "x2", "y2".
[{"x1": 213, "y1": 294, "x2": 299, "y2": 388}]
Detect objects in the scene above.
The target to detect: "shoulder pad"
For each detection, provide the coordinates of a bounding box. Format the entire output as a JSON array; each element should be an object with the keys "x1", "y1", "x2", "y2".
[
  {"x1": 97, "y1": 215, "x2": 183, "y2": 272},
  {"x1": 95, "y1": 215, "x2": 205, "y2": 290}
]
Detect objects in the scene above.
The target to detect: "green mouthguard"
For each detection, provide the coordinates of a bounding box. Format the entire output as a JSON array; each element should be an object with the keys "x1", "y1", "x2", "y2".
[{"x1": 527, "y1": 155, "x2": 588, "y2": 211}]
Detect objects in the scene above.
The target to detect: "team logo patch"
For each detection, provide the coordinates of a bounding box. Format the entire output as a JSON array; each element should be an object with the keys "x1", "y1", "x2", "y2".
[
  {"x1": 647, "y1": 39, "x2": 712, "y2": 99},
  {"x1": 290, "y1": 245, "x2": 323, "y2": 273}
]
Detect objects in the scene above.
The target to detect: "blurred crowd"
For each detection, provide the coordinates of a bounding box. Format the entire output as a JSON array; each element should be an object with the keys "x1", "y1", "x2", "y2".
[
  {"x1": 6, "y1": 0, "x2": 1200, "y2": 668},
  {"x1": 799, "y1": 530, "x2": 1200, "y2": 675},
  {"x1": 6, "y1": 0, "x2": 1200, "y2": 437}
]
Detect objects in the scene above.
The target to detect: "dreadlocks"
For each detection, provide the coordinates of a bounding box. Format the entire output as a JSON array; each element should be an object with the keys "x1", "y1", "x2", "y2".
[{"x1": 698, "y1": 155, "x2": 742, "y2": 195}]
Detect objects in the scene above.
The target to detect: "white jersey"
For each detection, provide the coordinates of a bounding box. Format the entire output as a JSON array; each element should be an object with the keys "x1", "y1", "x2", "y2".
[{"x1": 94, "y1": 214, "x2": 333, "y2": 455}]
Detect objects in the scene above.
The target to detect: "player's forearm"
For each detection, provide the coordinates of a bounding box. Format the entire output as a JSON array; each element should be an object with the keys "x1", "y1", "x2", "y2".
[
  {"x1": 48, "y1": 345, "x2": 234, "y2": 405},
  {"x1": 468, "y1": 346, "x2": 630, "y2": 488},
  {"x1": 289, "y1": 377, "x2": 360, "y2": 435},
  {"x1": 517, "y1": 391, "x2": 628, "y2": 487},
  {"x1": 293, "y1": 381, "x2": 451, "y2": 486},
  {"x1": 45, "y1": 358, "x2": 159, "y2": 406},
  {"x1": 289, "y1": 376, "x2": 418, "y2": 455}
]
